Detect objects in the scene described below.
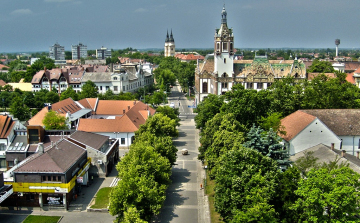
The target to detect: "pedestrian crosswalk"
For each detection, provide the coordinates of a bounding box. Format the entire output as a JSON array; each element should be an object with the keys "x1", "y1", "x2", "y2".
[{"x1": 109, "y1": 177, "x2": 120, "y2": 187}]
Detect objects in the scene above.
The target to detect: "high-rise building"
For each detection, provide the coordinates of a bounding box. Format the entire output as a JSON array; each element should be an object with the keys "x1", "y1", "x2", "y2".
[
  {"x1": 164, "y1": 30, "x2": 175, "y2": 57},
  {"x1": 96, "y1": 47, "x2": 111, "y2": 59},
  {"x1": 49, "y1": 42, "x2": 65, "y2": 61},
  {"x1": 71, "y1": 43, "x2": 87, "y2": 60}
]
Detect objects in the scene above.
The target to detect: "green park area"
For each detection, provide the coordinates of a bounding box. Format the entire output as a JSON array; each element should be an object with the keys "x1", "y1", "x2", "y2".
[
  {"x1": 91, "y1": 187, "x2": 112, "y2": 209},
  {"x1": 23, "y1": 215, "x2": 61, "y2": 223}
]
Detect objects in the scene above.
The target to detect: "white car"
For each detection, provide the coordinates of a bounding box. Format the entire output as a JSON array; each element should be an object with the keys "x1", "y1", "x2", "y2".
[{"x1": 169, "y1": 102, "x2": 175, "y2": 108}]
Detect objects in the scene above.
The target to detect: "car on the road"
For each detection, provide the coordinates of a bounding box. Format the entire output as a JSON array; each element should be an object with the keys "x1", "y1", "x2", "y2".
[
  {"x1": 169, "y1": 102, "x2": 175, "y2": 108},
  {"x1": 181, "y1": 149, "x2": 188, "y2": 155}
]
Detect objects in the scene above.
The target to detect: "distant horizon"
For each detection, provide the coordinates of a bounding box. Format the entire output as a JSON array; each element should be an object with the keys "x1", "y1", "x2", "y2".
[{"x1": 2, "y1": 47, "x2": 360, "y2": 55}]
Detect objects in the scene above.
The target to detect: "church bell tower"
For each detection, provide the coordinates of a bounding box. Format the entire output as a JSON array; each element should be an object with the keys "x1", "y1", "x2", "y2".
[
  {"x1": 164, "y1": 29, "x2": 175, "y2": 57},
  {"x1": 214, "y1": 5, "x2": 234, "y2": 78}
]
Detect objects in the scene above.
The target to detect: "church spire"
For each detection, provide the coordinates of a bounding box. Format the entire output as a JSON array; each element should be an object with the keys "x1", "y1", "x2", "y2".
[
  {"x1": 170, "y1": 29, "x2": 174, "y2": 42},
  {"x1": 221, "y1": 4, "x2": 227, "y2": 24},
  {"x1": 165, "y1": 30, "x2": 169, "y2": 42}
]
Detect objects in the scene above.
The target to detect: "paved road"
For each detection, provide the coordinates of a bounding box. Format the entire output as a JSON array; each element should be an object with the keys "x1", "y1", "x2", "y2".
[{"x1": 154, "y1": 84, "x2": 210, "y2": 223}]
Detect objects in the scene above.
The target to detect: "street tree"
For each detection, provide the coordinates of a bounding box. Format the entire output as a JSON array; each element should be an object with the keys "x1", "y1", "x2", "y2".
[
  {"x1": 42, "y1": 110, "x2": 68, "y2": 130},
  {"x1": 133, "y1": 132, "x2": 177, "y2": 166},
  {"x1": 45, "y1": 91, "x2": 60, "y2": 104},
  {"x1": 109, "y1": 145, "x2": 170, "y2": 222},
  {"x1": 136, "y1": 113, "x2": 178, "y2": 138},
  {"x1": 291, "y1": 167, "x2": 360, "y2": 222},
  {"x1": 194, "y1": 94, "x2": 224, "y2": 129},
  {"x1": 156, "y1": 105, "x2": 180, "y2": 126},
  {"x1": 215, "y1": 147, "x2": 279, "y2": 222}
]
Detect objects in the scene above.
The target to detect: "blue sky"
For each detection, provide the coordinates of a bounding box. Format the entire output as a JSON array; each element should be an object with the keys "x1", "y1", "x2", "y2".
[{"x1": 1, "y1": 0, "x2": 359, "y2": 53}]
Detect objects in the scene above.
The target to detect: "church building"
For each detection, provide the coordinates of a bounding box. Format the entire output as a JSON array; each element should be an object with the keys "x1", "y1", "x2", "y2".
[
  {"x1": 164, "y1": 30, "x2": 175, "y2": 57},
  {"x1": 195, "y1": 5, "x2": 306, "y2": 103}
]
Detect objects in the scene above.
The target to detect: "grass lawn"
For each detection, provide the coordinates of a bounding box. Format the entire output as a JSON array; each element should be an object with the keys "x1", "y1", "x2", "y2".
[
  {"x1": 23, "y1": 215, "x2": 61, "y2": 223},
  {"x1": 91, "y1": 187, "x2": 112, "y2": 209},
  {"x1": 205, "y1": 171, "x2": 224, "y2": 223}
]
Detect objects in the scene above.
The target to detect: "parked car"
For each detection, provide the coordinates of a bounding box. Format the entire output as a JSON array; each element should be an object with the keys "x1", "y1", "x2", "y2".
[{"x1": 170, "y1": 102, "x2": 175, "y2": 108}]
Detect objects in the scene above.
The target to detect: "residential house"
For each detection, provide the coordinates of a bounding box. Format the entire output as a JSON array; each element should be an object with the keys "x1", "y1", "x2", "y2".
[
  {"x1": 27, "y1": 98, "x2": 92, "y2": 130},
  {"x1": 290, "y1": 143, "x2": 360, "y2": 174},
  {"x1": 68, "y1": 131, "x2": 119, "y2": 177},
  {"x1": 281, "y1": 109, "x2": 360, "y2": 156},
  {"x1": 0, "y1": 114, "x2": 25, "y2": 171},
  {"x1": 77, "y1": 99, "x2": 155, "y2": 148}
]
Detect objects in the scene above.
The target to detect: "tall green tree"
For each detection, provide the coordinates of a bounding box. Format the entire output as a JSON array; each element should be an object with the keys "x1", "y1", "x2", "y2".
[
  {"x1": 9, "y1": 96, "x2": 30, "y2": 121},
  {"x1": 42, "y1": 110, "x2": 68, "y2": 130},
  {"x1": 156, "y1": 105, "x2": 180, "y2": 126},
  {"x1": 215, "y1": 147, "x2": 279, "y2": 222},
  {"x1": 291, "y1": 167, "x2": 360, "y2": 222},
  {"x1": 80, "y1": 80, "x2": 98, "y2": 99},
  {"x1": 136, "y1": 113, "x2": 178, "y2": 138},
  {"x1": 45, "y1": 91, "x2": 60, "y2": 104},
  {"x1": 60, "y1": 86, "x2": 79, "y2": 101},
  {"x1": 194, "y1": 94, "x2": 224, "y2": 129},
  {"x1": 307, "y1": 59, "x2": 335, "y2": 73}
]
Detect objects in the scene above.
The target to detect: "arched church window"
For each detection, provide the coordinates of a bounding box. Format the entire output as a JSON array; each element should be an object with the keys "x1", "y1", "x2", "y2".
[
  {"x1": 230, "y1": 42, "x2": 233, "y2": 51},
  {"x1": 223, "y1": 42, "x2": 228, "y2": 51},
  {"x1": 294, "y1": 73, "x2": 299, "y2": 78},
  {"x1": 217, "y1": 43, "x2": 220, "y2": 51},
  {"x1": 202, "y1": 82, "x2": 208, "y2": 93},
  {"x1": 222, "y1": 73, "x2": 227, "y2": 78}
]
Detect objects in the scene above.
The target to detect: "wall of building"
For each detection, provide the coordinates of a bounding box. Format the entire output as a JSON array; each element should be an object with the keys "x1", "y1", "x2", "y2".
[
  {"x1": 338, "y1": 135, "x2": 360, "y2": 156},
  {"x1": 289, "y1": 119, "x2": 341, "y2": 155}
]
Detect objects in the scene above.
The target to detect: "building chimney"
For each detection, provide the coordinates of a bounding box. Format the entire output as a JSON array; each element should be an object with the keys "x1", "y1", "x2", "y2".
[
  {"x1": 331, "y1": 143, "x2": 334, "y2": 151},
  {"x1": 51, "y1": 141, "x2": 53, "y2": 147},
  {"x1": 128, "y1": 106, "x2": 130, "y2": 110},
  {"x1": 341, "y1": 150, "x2": 346, "y2": 157},
  {"x1": 38, "y1": 143, "x2": 44, "y2": 154},
  {"x1": 147, "y1": 110, "x2": 150, "y2": 118},
  {"x1": 357, "y1": 151, "x2": 359, "y2": 159},
  {"x1": 134, "y1": 100, "x2": 136, "y2": 105},
  {"x1": 110, "y1": 63, "x2": 113, "y2": 72},
  {"x1": 44, "y1": 67, "x2": 47, "y2": 72},
  {"x1": 123, "y1": 109, "x2": 125, "y2": 114}
]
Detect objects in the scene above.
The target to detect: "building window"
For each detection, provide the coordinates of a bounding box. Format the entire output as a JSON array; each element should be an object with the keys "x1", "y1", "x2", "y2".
[
  {"x1": 100, "y1": 86, "x2": 103, "y2": 91},
  {"x1": 230, "y1": 42, "x2": 233, "y2": 51},
  {"x1": 0, "y1": 143, "x2": 6, "y2": 151},
  {"x1": 8, "y1": 161, "x2": 14, "y2": 167},
  {"x1": 131, "y1": 136, "x2": 135, "y2": 144},
  {"x1": 123, "y1": 86, "x2": 125, "y2": 91},
  {"x1": 224, "y1": 58, "x2": 226, "y2": 64},
  {"x1": 221, "y1": 83, "x2": 228, "y2": 88},
  {"x1": 113, "y1": 77, "x2": 117, "y2": 80},
  {"x1": 202, "y1": 82, "x2": 208, "y2": 93},
  {"x1": 48, "y1": 176, "x2": 51, "y2": 181},
  {"x1": 223, "y1": 42, "x2": 227, "y2": 51},
  {"x1": 121, "y1": 138, "x2": 125, "y2": 145},
  {"x1": 42, "y1": 176, "x2": 46, "y2": 181},
  {"x1": 216, "y1": 42, "x2": 220, "y2": 51},
  {"x1": 53, "y1": 176, "x2": 57, "y2": 181},
  {"x1": 268, "y1": 83, "x2": 272, "y2": 88},
  {"x1": 257, "y1": 83, "x2": 263, "y2": 89},
  {"x1": 106, "y1": 86, "x2": 109, "y2": 91},
  {"x1": 114, "y1": 86, "x2": 118, "y2": 92},
  {"x1": 247, "y1": 82, "x2": 253, "y2": 89},
  {"x1": 0, "y1": 158, "x2": 6, "y2": 168},
  {"x1": 58, "y1": 176, "x2": 61, "y2": 181}
]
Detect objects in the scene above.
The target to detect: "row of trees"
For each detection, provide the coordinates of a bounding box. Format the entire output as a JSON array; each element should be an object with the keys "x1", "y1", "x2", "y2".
[
  {"x1": 109, "y1": 107, "x2": 179, "y2": 222},
  {"x1": 195, "y1": 74, "x2": 360, "y2": 222}
]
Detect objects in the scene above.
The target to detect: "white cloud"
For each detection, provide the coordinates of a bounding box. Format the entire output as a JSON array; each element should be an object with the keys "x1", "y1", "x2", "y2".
[
  {"x1": 134, "y1": 8, "x2": 147, "y2": 13},
  {"x1": 11, "y1": 9, "x2": 33, "y2": 15}
]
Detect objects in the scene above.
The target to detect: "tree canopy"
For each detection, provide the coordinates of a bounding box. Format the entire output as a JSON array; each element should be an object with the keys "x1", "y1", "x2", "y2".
[{"x1": 42, "y1": 110, "x2": 68, "y2": 130}]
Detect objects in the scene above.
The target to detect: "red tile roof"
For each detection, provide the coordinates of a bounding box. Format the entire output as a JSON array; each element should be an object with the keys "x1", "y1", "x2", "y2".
[
  {"x1": 95, "y1": 100, "x2": 138, "y2": 115},
  {"x1": 77, "y1": 100, "x2": 155, "y2": 133},
  {"x1": 52, "y1": 98, "x2": 82, "y2": 115},
  {"x1": 0, "y1": 64, "x2": 9, "y2": 70},
  {"x1": 0, "y1": 115, "x2": 15, "y2": 138},
  {"x1": 280, "y1": 110, "x2": 316, "y2": 141},
  {"x1": 346, "y1": 73, "x2": 355, "y2": 84},
  {"x1": 0, "y1": 80, "x2": 6, "y2": 86}
]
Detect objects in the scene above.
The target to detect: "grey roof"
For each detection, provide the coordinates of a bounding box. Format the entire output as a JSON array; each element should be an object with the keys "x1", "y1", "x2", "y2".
[
  {"x1": 290, "y1": 143, "x2": 360, "y2": 174},
  {"x1": 7, "y1": 136, "x2": 28, "y2": 153},
  {"x1": 301, "y1": 109, "x2": 360, "y2": 136},
  {"x1": 69, "y1": 131, "x2": 108, "y2": 151},
  {"x1": 82, "y1": 72, "x2": 111, "y2": 82},
  {"x1": 15, "y1": 139, "x2": 86, "y2": 173}
]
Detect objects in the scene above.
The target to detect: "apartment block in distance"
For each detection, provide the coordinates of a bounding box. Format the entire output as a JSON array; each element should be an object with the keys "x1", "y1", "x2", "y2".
[
  {"x1": 71, "y1": 43, "x2": 88, "y2": 60},
  {"x1": 96, "y1": 47, "x2": 111, "y2": 59}
]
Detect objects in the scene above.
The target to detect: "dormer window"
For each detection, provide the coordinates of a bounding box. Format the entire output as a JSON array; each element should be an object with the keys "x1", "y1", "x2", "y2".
[{"x1": 113, "y1": 77, "x2": 118, "y2": 80}]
